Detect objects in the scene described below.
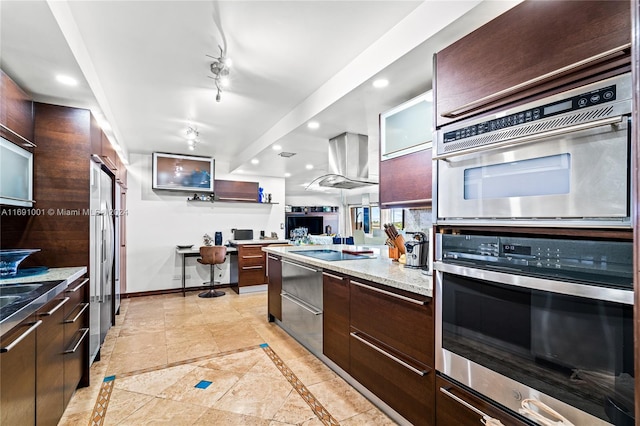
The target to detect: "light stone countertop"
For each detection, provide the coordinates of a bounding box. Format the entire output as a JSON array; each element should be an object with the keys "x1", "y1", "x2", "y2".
[
  {"x1": 263, "y1": 244, "x2": 432, "y2": 297},
  {"x1": 1, "y1": 266, "x2": 87, "y2": 285}
]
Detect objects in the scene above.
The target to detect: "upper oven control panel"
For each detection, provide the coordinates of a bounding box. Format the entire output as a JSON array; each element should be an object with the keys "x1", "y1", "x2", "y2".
[
  {"x1": 442, "y1": 85, "x2": 617, "y2": 143},
  {"x1": 434, "y1": 73, "x2": 632, "y2": 159}
]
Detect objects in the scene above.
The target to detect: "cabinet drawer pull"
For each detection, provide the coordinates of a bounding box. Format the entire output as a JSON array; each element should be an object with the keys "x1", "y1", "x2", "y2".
[
  {"x1": 40, "y1": 297, "x2": 70, "y2": 316},
  {"x1": 64, "y1": 303, "x2": 89, "y2": 324},
  {"x1": 1, "y1": 320, "x2": 42, "y2": 353},
  {"x1": 440, "y1": 43, "x2": 631, "y2": 118},
  {"x1": 281, "y1": 292, "x2": 323, "y2": 315},
  {"x1": 322, "y1": 272, "x2": 344, "y2": 281},
  {"x1": 242, "y1": 265, "x2": 263, "y2": 270},
  {"x1": 351, "y1": 280, "x2": 427, "y2": 305},
  {"x1": 0, "y1": 123, "x2": 37, "y2": 147},
  {"x1": 382, "y1": 199, "x2": 432, "y2": 206},
  {"x1": 439, "y1": 387, "x2": 489, "y2": 418},
  {"x1": 350, "y1": 331, "x2": 427, "y2": 376},
  {"x1": 282, "y1": 259, "x2": 320, "y2": 273},
  {"x1": 267, "y1": 255, "x2": 280, "y2": 261},
  {"x1": 64, "y1": 328, "x2": 89, "y2": 354},
  {"x1": 67, "y1": 278, "x2": 89, "y2": 293},
  {"x1": 242, "y1": 255, "x2": 263, "y2": 259}
]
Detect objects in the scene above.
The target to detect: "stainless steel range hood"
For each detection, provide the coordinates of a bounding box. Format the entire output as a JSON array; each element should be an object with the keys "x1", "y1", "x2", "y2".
[{"x1": 306, "y1": 132, "x2": 378, "y2": 190}]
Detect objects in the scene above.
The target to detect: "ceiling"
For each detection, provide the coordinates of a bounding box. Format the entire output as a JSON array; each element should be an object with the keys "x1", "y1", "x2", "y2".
[{"x1": 0, "y1": 0, "x2": 520, "y2": 196}]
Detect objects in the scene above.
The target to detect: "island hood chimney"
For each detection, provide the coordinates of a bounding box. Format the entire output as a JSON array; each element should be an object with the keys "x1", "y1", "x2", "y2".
[{"x1": 306, "y1": 132, "x2": 378, "y2": 190}]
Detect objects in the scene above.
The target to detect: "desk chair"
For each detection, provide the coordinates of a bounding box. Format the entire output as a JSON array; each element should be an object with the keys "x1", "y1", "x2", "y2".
[{"x1": 197, "y1": 246, "x2": 227, "y2": 298}]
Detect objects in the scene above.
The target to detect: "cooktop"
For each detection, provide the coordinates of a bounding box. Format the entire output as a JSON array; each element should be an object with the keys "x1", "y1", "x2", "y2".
[{"x1": 290, "y1": 249, "x2": 374, "y2": 261}]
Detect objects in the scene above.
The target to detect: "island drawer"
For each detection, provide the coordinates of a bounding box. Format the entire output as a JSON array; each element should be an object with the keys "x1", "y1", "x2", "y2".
[{"x1": 350, "y1": 278, "x2": 433, "y2": 367}]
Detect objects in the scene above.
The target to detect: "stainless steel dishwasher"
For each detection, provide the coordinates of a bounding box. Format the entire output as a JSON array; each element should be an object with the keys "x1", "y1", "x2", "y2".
[{"x1": 280, "y1": 259, "x2": 323, "y2": 355}]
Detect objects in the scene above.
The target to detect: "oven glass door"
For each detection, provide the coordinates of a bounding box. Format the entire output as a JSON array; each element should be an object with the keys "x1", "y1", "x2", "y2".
[
  {"x1": 437, "y1": 266, "x2": 634, "y2": 424},
  {"x1": 436, "y1": 118, "x2": 629, "y2": 224}
]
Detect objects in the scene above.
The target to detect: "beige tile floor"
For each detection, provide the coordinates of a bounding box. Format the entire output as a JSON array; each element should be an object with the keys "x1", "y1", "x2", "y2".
[{"x1": 57, "y1": 289, "x2": 397, "y2": 425}]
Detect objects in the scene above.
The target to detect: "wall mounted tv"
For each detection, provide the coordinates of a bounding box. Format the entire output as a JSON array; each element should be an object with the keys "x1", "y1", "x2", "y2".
[{"x1": 152, "y1": 152, "x2": 214, "y2": 192}]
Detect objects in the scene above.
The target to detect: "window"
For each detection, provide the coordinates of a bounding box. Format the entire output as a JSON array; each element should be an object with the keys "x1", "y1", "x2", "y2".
[
  {"x1": 380, "y1": 208, "x2": 404, "y2": 230},
  {"x1": 350, "y1": 205, "x2": 381, "y2": 234}
]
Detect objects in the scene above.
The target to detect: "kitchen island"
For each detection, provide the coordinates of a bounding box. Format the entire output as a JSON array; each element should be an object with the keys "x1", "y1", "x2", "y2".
[{"x1": 262, "y1": 244, "x2": 434, "y2": 426}]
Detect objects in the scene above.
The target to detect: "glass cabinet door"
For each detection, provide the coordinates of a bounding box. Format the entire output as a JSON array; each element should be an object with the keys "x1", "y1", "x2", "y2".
[{"x1": 380, "y1": 91, "x2": 433, "y2": 160}]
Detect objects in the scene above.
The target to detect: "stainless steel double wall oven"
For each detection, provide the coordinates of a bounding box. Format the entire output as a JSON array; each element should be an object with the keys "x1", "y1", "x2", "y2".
[{"x1": 433, "y1": 73, "x2": 634, "y2": 425}]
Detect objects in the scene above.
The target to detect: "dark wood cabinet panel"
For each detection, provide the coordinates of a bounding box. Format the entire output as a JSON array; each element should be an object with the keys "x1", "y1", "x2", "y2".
[
  {"x1": 0, "y1": 314, "x2": 37, "y2": 426},
  {"x1": 0, "y1": 69, "x2": 34, "y2": 147},
  {"x1": 63, "y1": 275, "x2": 90, "y2": 403},
  {"x1": 436, "y1": 375, "x2": 528, "y2": 426},
  {"x1": 36, "y1": 295, "x2": 67, "y2": 426},
  {"x1": 350, "y1": 331, "x2": 434, "y2": 425},
  {"x1": 214, "y1": 179, "x2": 259, "y2": 202},
  {"x1": 379, "y1": 148, "x2": 432, "y2": 208},
  {"x1": 267, "y1": 254, "x2": 282, "y2": 321},
  {"x1": 350, "y1": 278, "x2": 434, "y2": 367},
  {"x1": 322, "y1": 271, "x2": 350, "y2": 372},
  {"x1": 435, "y1": 0, "x2": 631, "y2": 127},
  {"x1": 16, "y1": 103, "x2": 93, "y2": 269},
  {"x1": 238, "y1": 244, "x2": 267, "y2": 287}
]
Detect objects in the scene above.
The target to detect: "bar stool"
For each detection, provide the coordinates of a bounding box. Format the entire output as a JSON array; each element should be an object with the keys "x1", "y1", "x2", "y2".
[{"x1": 197, "y1": 246, "x2": 227, "y2": 298}]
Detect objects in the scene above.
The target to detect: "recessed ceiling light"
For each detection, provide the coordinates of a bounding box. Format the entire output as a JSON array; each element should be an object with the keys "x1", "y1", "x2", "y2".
[
  {"x1": 272, "y1": 144, "x2": 282, "y2": 151},
  {"x1": 284, "y1": 172, "x2": 291, "y2": 178},
  {"x1": 251, "y1": 158, "x2": 259, "y2": 165},
  {"x1": 372, "y1": 79, "x2": 389, "y2": 88},
  {"x1": 307, "y1": 121, "x2": 320, "y2": 130},
  {"x1": 56, "y1": 75, "x2": 78, "y2": 86},
  {"x1": 305, "y1": 164, "x2": 314, "y2": 170},
  {"x1": 188, "y1": 145, "x2": 195, "y2": 151}
]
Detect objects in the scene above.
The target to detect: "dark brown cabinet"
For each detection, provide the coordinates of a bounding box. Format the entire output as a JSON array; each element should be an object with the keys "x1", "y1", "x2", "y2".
[
  {"x1": 379, "y1": 148, "x2": 432, "y2": 208},
  {"x1": 322, "y1": 271, "x2": 350, "y2": 372},
  {"x1": 434, "y1": 0, "x2": 631, "y2": 127},
  {"x1": 0, "y1": 69, "x2": 34, "y2": 147},
  {"x1": 36, "y1": 295, "x2": 68, "y2": 426},
  {"x1": 349, "y1": 278, "x2": 435, "y2": 425},
  {"x1": 436, "y1": 375, "x2": 528, "y2": 426},
  {"x1": 63, "y1": 275, "x2": 90, "y2": 406},
  {"x1": 101, "y1": 132, "x2": 118, "y2": 172},
  {"x1": 0, "y1": 314, "x2": 38, "y2": 426},
  {"x1": 238, "y1": 244, "x2": 268, "y2": 289},
  {"x1": 215, "y1": 179, "x2": 259, "y2": 202},
  {"x1": 267, "y1": 254, "x2": 282, "y2": 321}
]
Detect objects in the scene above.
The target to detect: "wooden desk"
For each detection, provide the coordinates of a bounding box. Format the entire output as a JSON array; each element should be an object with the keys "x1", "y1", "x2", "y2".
[{"x1": 176, "y1": 246, "x2": 237, "y2": 296}]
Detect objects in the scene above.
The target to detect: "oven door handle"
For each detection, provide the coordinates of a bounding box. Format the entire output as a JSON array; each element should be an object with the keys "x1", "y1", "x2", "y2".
[
  {"x1": 433, "y1": 115, "x2": 623, "y2": 161},
  {"x1": 439, "y1": 387, "x2": 507, "y2": 426},
  {"x1": 434, "y1": 261, "x2": 633, "y2": 305}
]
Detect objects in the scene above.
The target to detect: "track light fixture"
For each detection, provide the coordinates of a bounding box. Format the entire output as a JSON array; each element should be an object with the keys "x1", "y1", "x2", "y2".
[{"x1": 208, "y1": 45, "x2": 231, "y2": 103}]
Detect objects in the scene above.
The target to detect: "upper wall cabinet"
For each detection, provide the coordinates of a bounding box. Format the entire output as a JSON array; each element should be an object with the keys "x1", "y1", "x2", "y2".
[
  {"x1": 380, "y1": 91, "x2": 432, "y2": 161},
  {"x1": 0, "y1": 69, "x2": 34, "y2": 148},
  {"x1": 434, "y1": 0, "x2": 631, "y2": 128}
]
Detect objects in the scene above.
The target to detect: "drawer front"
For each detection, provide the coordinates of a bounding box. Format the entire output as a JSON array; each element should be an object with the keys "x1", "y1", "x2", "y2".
[
  {"x1": 282, "y1": 293, "x2": 323, "y2": 354},
  {"x1": 239, "y1": 246, "x2": 266, "y2": 266},
  {"x1": 239, "y1": 265, "x2": 266, "y2": 286},
  {"x1": 64, "y1": 277, "x2": 88, "y2": 317},
  {"x1": 63, "y1": 327, "x2": 89, "y2": 407},
  {"x1": 436, "y1": 375, "x2": 528, "y2": 426},
  {"x1": 350, "y1": 330, "x2": 434, "y2": 426},
  {"x1": 350, "y1": 279, "x2": 434, "y2": 366}
]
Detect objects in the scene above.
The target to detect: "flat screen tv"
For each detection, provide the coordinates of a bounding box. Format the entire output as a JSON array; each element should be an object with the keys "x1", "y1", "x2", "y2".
[
  {"x1": 287, "y1": 216, "x2": 324, "y2": 236},
  {"x1": 152, "y1": 152, "x2": 214, "y2": 192}
]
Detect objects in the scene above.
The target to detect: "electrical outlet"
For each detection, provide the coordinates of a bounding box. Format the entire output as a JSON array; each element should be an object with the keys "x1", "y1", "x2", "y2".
[{"x1": 280, "y1": 223, "x2": 284, "y2": 229}]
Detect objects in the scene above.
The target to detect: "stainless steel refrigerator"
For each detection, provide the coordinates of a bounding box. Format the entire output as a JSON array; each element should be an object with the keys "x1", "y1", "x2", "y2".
[{"x1": 89, "y1": 160, "x2": 115, "y2": 363}]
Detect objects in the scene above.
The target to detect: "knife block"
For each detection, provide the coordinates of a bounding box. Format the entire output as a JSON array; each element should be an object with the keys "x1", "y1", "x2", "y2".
[
  {"x1": 394, "y1": 235, "x2": 406, "y2": 254},
  {"x1": 388, "y1": 246, "x2": 399, "y2": 260}
]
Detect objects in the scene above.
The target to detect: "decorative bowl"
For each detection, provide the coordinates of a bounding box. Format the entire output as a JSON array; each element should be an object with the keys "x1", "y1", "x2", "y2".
[
  {"x1": 176, "y1": 245, "x2": 193, "y2": 249},
  {"x1": 0, "y1": 249, "x2": 41, "y2": 277}
]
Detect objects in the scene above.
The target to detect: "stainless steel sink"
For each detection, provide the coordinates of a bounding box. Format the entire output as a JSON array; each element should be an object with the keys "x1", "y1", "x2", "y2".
[
  {"x1": 0, "y1": 284, "x2": 42, "y2": 295},
  {"x1": 0, "y1": 295, "x2": 21, "y2": 308}
]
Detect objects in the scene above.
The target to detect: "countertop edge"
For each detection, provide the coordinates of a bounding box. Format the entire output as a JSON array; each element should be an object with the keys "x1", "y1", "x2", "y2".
[
  {"x1": 0, "y1": 266, "x2": 88, "y2": 336},
  {"x1": 263, "y1": 246, "x2": 432, "y2": 297}
]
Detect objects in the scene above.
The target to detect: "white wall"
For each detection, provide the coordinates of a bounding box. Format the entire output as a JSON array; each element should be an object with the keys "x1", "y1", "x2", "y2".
[{"x1": 126, "y1": 153, "x2": 285, "y2": 293}]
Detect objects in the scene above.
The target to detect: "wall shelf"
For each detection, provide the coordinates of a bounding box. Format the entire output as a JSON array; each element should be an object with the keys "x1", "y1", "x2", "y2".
[{"x1": 187, "y1": 197, "x2": 278, "y2": 204}]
